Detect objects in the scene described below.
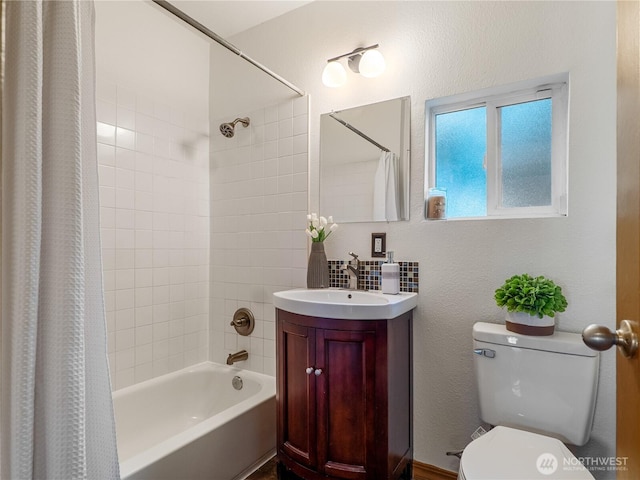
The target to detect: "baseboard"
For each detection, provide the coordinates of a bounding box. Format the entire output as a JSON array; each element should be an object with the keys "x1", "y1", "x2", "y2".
[{"x1": 413, "y1": 460, "x2": 458, "y2": 480}]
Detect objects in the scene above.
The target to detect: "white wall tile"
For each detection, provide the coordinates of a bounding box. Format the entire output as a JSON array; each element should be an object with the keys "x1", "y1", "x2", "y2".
[
  {"x1": 278, "y1": 101, "x2": 293, "y2": 120},
  {"x1": 98, "y1": 79, "x2": 209, "y2": 391},
  {"x1": 117, "y1": 106, "x2": 136, "y2": 130},
  {"x1": 97, "y1": 100, "x2": 117, "y2": 126},
  {"x1": 278, "y1": 118, "x2": 293, "y2": 138},
  {"x1": 293, "y1": 134, "x2": 308, "y2": 154},
  {"x1": 97, "y1": 122, "x2": 116, "y2": 146},
  {"x1": 99, "y1": 165, "x2": 116, "y2": 187},
  {"x1": 292, "y1": 115, "x2": 307, "y2": 136},
  {"x1": 135, "y1": 305, "x2": 153, "y2": 327},
  {"x1": 116, "y1": 127, "x2": 136, "y2": 150},
  {"x1": 116, "y1": 168, "x2": 135, "y2": 190},
  {"x1": 98, "y1": 144, "x2": 116, "y2": 167},
  {"x1": 115, "y1": 308, "x2": 135, "y2": 330},
  {"x1": 210, "y1": 98, "x2": 308, "y2": 375}
]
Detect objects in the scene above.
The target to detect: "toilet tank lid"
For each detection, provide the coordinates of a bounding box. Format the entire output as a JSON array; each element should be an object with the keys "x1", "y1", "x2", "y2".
[{"x1": 473, "y1": 322, "x2": 597, "y2": 357}]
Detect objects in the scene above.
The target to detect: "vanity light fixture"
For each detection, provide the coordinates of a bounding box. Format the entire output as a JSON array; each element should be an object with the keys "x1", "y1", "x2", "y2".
[{"x1": 322, "y1": 44, "x2": 386, "y2": 87}]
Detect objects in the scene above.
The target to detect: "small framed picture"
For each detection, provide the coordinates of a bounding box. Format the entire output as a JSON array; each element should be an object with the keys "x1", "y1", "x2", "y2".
[{"x1": 371, "y1": 233, "x2": 386, "y2": 258}]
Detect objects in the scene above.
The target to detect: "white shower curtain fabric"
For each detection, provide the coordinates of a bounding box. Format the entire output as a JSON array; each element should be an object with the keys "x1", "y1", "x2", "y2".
[
  {"x1": 2, "y1": 1, "x2": 120, "y2": 479},
  {"x1": 373, "y1": 151, "x2": 400, "y2": 221}
]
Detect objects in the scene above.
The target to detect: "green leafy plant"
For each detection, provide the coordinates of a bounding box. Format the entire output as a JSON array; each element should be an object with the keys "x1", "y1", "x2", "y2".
[{"x1": 494, "y1": 274, "x2": 568, "y2": 319}]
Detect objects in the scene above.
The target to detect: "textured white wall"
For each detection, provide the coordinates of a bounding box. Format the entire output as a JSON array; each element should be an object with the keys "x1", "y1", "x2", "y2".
[{"x1": 225, "y1": 1, "x2": 617, "y2": 476}]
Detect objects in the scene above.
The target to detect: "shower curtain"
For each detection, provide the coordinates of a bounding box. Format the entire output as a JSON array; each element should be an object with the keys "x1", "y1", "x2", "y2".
[
  {"x1": 1, "y1": 1, "x2": 120, "y2": 478},
  {"x1": 373, "y1": 151, "x2": 400, "y2": 221}
]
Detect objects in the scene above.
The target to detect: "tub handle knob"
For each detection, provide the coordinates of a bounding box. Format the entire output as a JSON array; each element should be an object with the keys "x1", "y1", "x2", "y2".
[
  {"x1": 314, "y1": 369, "x2": 323, "y2": 376},
  {"x1": 305, "y1": 367, "x2": 314, "y2": 375},
  {"x1": 230, "y1": 308, "x2": 255, "y2": 336}
]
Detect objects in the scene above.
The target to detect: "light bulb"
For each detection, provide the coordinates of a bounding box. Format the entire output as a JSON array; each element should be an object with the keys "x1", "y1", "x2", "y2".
[
  {"x1": 358, "y1": 49, "x2": 386, "y2": 78},
  {"x1": 322, "y1": 61, "x2": 347, "y2": 87}
]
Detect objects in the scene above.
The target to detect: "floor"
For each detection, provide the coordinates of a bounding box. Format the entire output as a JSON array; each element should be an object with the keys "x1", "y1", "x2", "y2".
[{"x1": 246, "y1": 457, "x2": 277, "y2": 480}]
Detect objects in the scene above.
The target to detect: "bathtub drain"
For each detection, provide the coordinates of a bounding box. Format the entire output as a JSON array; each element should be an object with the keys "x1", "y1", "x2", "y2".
[{"x1": 232, "y1": 375, "x2": 243, "y2": 390}]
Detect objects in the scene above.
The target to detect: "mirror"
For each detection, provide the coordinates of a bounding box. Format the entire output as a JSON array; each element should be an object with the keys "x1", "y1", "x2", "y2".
[{"x1": 320, "y1": 96, "x2": 411, "y2": 223}]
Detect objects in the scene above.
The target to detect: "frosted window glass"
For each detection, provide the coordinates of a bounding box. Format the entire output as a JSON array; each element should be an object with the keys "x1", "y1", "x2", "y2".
[
  {"x1": 500, "y1": 99, "x2": 552, "y2": 208},
  {"x1": 435, "y1": 107, "x2": 487, "y2": 218}
]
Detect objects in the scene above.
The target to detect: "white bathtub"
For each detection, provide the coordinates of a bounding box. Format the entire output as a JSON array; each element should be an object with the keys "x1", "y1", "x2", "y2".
[{"x1": 113, "y1": 362, "x2": 276, "y2": 480}]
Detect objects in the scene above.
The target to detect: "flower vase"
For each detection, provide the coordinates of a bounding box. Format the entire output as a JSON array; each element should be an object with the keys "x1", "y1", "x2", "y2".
[
  {"x1": 505, "y1": 311, "x2": 555, "y2": 336},
  {"x1": 307, "y1": 242, "x2": 330, "y2": 289}
]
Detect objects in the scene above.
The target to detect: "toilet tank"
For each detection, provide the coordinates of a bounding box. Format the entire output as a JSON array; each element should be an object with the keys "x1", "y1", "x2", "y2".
[{"x1": 473, "y1": 322, "x2": 599, "y2": 446}]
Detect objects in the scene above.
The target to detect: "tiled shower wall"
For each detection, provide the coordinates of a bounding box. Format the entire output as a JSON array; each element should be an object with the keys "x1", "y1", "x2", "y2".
[
  {"x1": 96, "y1": 77, "x2": 210, "y2": 390},
  {"x1": 210, "y1": 96, "x2": 309, "y2": 375}
]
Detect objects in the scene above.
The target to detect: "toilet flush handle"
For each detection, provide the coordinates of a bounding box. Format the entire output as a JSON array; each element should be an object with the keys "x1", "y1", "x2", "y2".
[
  {"x1": 474, "y1": 348, "x2": 495, "y2": 358},
  {"x1": 582, "y1": 320, "x2": 638, "y2": 358}
]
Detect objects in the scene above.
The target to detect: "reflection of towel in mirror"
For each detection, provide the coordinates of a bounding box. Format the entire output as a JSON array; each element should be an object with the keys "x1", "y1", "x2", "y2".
[{"x1": 373, "y1": 151, "x2": 400, "y2": 221}]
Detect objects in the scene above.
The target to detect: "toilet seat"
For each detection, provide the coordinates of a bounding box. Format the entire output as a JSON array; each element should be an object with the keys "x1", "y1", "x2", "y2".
[{"x1": 459, "y1": 426, "x2": 594, "y2": 480}]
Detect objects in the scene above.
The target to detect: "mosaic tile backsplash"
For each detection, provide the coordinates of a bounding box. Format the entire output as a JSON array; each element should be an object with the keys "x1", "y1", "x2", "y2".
[{"x1": 328, "y1": 260, "x2": 419, "y2": 293}]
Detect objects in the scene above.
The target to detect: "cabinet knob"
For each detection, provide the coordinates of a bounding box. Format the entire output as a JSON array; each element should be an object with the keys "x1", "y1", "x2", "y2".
[
  {"x1": 305, "y1": 367, "x2": 314, "y2": 375},
  {"x1": 314, "y1": 369, "x2": 323, "y2": 376}
]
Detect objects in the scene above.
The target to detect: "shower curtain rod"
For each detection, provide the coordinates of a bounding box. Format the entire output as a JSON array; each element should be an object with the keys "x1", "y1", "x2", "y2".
[
  {"x1": 329, "y1": 113, "x2": 390, "y2": 152},
  {"x1": 152, "y1": 0, "x2": 305, "y2": 97}
]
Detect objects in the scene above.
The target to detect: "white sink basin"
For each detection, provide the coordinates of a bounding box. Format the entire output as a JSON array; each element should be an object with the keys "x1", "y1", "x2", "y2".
[{"x1": 273, "y1": 288, "x2": 417, "y2": 320}]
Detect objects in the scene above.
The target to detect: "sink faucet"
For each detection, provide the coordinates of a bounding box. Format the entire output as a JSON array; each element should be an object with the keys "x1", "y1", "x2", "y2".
[
  {"x1": 226, "y1": 350, "x2": 248, "y2": 365},
  {"x1": 343, "y1": 252, "x2": 360, "y2": 290}
]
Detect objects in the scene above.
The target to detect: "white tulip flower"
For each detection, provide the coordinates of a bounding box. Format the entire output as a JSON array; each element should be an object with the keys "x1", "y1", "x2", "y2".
[{"x1": 305, "y1": 213, "x2": 336, "y2": 243}]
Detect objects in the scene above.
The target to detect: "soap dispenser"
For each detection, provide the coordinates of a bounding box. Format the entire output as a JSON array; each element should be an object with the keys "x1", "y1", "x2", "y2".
[{"x1": 381, "y1": 251, "x2": 400, "y2": 295}]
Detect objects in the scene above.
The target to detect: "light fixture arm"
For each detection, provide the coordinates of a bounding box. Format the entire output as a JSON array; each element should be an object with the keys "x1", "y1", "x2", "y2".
[{"x1": 326, "y1": 44, "x2": 380, "y2": 63}]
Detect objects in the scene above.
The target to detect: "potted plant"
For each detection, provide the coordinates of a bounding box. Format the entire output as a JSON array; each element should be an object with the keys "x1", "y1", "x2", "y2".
[{"x1": 494, "y1": 273, "x2": 568, "y2": 336}]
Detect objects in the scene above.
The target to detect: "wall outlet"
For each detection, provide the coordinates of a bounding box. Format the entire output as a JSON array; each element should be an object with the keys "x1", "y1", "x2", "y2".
[
  {"x1": 471, "y1": 426, "x2": 487, "y2": 440},
  {"x1": 371, "y1": 232, "x2": 386, "y2": 258}
]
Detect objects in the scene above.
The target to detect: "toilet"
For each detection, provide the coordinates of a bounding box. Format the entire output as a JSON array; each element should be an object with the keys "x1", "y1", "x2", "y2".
[{"x1": 458, "y1": 322, "x2": 599, "y2": 480}]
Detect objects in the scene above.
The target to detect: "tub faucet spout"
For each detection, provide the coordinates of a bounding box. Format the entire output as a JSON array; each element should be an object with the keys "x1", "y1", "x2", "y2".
[{"x1": 227, "y1": 350, "x2": 248, "y2": 365}]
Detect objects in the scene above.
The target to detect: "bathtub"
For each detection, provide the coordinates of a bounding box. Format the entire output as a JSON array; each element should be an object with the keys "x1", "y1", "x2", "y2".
[{"x1": 113, "y1": 362, "x2": 276, "y2": 480}]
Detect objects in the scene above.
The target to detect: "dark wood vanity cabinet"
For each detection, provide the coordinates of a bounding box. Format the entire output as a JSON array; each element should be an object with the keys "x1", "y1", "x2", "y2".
[{"x1": 276, "y1": 309, "x2": 413, "y2": 480}]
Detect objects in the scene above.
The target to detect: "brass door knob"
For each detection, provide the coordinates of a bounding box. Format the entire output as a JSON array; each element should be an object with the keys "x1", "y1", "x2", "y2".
[{"x1": 582, "y1": 320, "x2": 638, "y2": 358}]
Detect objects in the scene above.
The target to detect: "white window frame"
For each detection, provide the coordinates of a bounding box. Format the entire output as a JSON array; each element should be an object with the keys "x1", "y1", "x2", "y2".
[{"x1": 425, "y1": 75, "x2": 569, "y2": 219}]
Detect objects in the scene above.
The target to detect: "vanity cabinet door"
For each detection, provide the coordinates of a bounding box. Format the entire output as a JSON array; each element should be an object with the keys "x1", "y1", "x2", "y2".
[
  {"x1": 277, "y1": 320, "x2": 317, "y2": 470},
  {"x1": 315, "y1": 327, "x2": 377, "y2": 480},
  {"x1": 277, "y1": 309, "x2": 412, "y2": 480}
]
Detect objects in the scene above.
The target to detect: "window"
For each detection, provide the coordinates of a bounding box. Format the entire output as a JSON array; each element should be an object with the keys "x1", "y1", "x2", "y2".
[{"x1": 425, "y1": 76, "x2": 568, "y2": 219}]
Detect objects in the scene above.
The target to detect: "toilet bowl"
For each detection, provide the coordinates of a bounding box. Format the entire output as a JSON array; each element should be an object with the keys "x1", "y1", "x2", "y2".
[
  {"x1": 458, "y1": 426, "x2": 594, "y2": 480},
  {"x1": 459, "y1": 323, "x2": 600, "y2": 480}
]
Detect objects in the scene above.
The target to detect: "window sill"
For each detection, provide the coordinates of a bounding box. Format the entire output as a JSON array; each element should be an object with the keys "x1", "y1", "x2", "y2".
[{"x1": 423, "y1": 213, "x2": 567, "y2": 222}]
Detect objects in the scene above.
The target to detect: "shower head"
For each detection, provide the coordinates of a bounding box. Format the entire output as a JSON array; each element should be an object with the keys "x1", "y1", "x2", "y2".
[{"x1": 219, "y1": 117, "x2": 250, "y2": 138}]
